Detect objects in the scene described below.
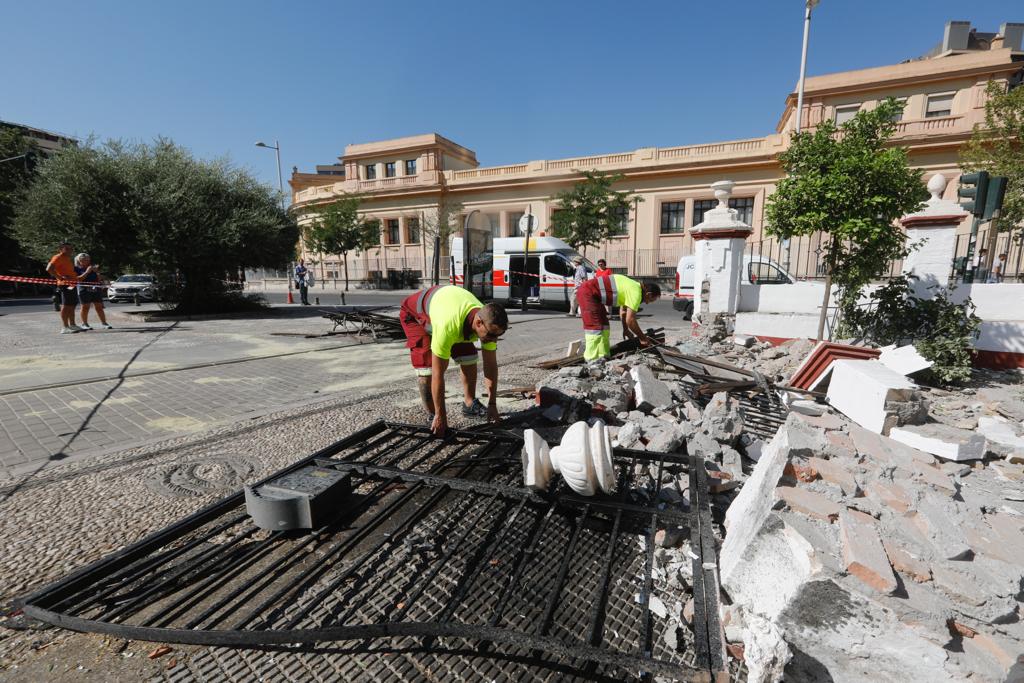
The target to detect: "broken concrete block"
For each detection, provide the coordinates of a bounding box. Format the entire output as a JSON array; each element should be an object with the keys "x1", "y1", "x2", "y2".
[
  {"x1": 566, "y1": 339, "x2": 583, "y2": 357},
  {"x1": 734, "y1": 333, "x2": 757, "y2": 348},
  {"x1": 878, "y1": 344, "x2": 933, "y2": 376},
  {"x1": 977, "y1": 415, "x2": 1024, "y2": 458},
  {"x1": 589, "y1": 380, "x2": 629, "y2": 414},
  {"x1": 740, "y1": 434, "x2": 765, "y2": 462},
  {"x1": 839, "y1": 508, "x2": 897, "y2": 593},
  {"x1": 884, "y1": 393, "x2": 930, "y2": 427},
  {"x1": 865, "y1": 480, "x2": 913, "y2": 513},
  {"x1": 700, "y1": 391, "x2": 744, "y2": 445},
  {"x1": 826, "y1": 359, "x2": 919, "y2": 434},
  {"x1": 889, "y1": 423, "x2": 987, "y2": 462},
  {"x1": 741, "y1": 613, "x2": 792, "y2": 683},
  {"x1": 781, "y1": 413, "x2": 830, "y2": 458},
  {"x1": 808, "y1": 456, "x2": 858, "y2": 496},
  {"x1": 776, "y1": 486, "x2": 841, "y2": 522},
  {"x1": 616, "y1": 421, "x2": 643, "y2": 449},
  {"x1": 646, "y1": 422, "x2": 689, "y2": 453},
  {"x1": 930, "y1": 559, "x2": 1022, "y2": 624},
  {"x1": 776, "y1": 580, "x2": 951, "y2": 683},
  {"x1": 880, "y1": 538, "x2": 931, "y2": 583},
  {"x1": 687, "y1": 430, "x2": 722, "y2": 459},
  {"x1": 909, "y1": 495, "x2": 973, "y2": 560},
  {"x1": 630, "y1": 364, "x2": 673, "y2": 412},
  {"x1": 788, "y1": 399, "x2": 824, "y2": 417},
  {"x1": 960, "y1": 629, "x2": 1024, "y2": 683},
  {"x1": 793, "y1": 410, "x2": 845, "y2": 431},
  {"x1": 721, "y1": 445, "x2": 745, "y2": 482}
]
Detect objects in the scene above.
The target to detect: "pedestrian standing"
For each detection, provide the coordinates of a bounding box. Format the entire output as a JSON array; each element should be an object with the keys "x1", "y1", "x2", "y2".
[
  {"x1": 990, "y1": 253, "x2": 1007, "y2": 283},
  {"x1": 294, "y1": 260, "x2": 310, "y2": 305},
  {"x1": 595, "y1": 259, "x2": 614, "y2": 315},
  {"x1": 74, "y1": 253, "x2": 113, "y2": 330},
  {"x1": 46, "y1": 241, "x2": 89, "y2": 334},
  {"x1": 568, "y1": 256, "x2": 588, "y2": 317}
]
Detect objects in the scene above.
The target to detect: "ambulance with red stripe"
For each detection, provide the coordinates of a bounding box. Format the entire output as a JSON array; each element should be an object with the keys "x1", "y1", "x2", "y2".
[{"x1": 450, "y1": 236, "x2": 593, "y2": 310}]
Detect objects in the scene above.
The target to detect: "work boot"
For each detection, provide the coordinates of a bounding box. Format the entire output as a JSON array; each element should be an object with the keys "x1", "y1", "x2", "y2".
[{"x1": 461, "y1": 398, "x2": 487, "y2": 417}]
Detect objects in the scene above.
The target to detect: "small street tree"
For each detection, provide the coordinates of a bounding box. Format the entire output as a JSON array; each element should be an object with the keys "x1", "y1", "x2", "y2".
[
  {"x1": 421, "y1": 191, "x2": 463, "y2": 284},
  {"x1": 961, "y1": 80, "x2": 1024, "y2": 256},
  {"x1": 550, "y1": 171, "x2": 637, "y2": 253},
  {"x1": 303, "y1": 194, "x2": 380, "y2": 291},
  {"x1": 14, "y1": 139, "x2": 297, "y2": 313},
  {"x1": 764, "y1": 98, "x2": 928, "y2": 339}
]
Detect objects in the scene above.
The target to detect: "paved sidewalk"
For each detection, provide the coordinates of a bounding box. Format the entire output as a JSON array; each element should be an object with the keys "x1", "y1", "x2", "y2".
[{"x1": 0, "y1": 303, "x2": 685, "y2": 480}]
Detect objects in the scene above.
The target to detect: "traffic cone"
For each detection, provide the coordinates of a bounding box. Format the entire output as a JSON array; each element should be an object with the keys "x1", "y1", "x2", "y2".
[{"x1": 287, "y1": 290, "x2": 294, "y2": 304}]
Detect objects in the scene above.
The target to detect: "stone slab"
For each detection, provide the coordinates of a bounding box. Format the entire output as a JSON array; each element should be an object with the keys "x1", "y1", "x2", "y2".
[
  {"x1": 630, "y1": 364, "x2": 673, "y2": 412},
  {"x1": 776, "y1": 486, "x2": 841, "y2": 522},
  {"x1": 840, "y1": 508, "x2": 898, "y2": 593},
  {"x1": 878, "y1": 344, "x2": 933, "y2": 376},
  {"x1": 808, "y1": 456, "x2": 858, "y2": 496},
  {"x1": 826, "y1": 359, "x2": 918, "y2": 435},
  {"x1": 881, "y1": 538, "x2": 931, "y2": 582},
  {"x1": 890, "y1": 423, "x2": 987, "y2": 462}
]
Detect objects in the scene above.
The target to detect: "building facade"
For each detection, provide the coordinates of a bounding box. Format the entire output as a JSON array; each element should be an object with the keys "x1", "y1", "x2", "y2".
[{"x1": 290, "y1": 21, "x2": 1023, "y2": 285}]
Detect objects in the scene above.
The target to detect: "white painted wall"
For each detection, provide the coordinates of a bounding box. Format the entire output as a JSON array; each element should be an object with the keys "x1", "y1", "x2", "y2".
[{"x1": 735, "y1": 312, "x2": 824, "y2": 340}]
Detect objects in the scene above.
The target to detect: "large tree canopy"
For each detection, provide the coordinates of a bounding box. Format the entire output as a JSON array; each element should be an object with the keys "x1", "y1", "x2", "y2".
[
  {"x1": 303, "y1": 194, "x2": 380, "y2": 291},
  {"x1": 0, "y1": 127, "x2": 40, "y2": 275},
  {"x1": 14, "y1": 139, "x2": 297, "y2": 312},
  {"x1": 961, "y1": 79, "x2": 1024, "y2": 230},
  {"x1": 550, "y1": 171, "x2": 637, "y2": 251}
]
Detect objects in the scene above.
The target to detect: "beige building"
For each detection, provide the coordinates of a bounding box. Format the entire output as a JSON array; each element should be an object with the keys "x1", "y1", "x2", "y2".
[{"x1": 290, "y1": 20, "x2": 1024, "y2": 285}]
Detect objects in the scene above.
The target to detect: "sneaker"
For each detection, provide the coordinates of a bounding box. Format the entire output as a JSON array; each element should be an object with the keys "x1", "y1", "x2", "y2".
[
  {"x1": 461, "y1": 398, "x2": 487, "y2": 417},
  {"x1": 68, "y1": 324, "x2": 86, "y2": 332},
  {"x1": 78, "y1": 323, "x2": 93, "y2": 331},
  {"x1": 60, "y1": 327, "x2": 77, "y2": 334},
  {"x1": 100, "y1": 323, "x2": 113, "y2": 329}
]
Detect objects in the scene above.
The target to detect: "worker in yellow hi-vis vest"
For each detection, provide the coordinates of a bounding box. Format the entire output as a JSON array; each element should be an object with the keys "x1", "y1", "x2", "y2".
[
  {"x1": 399, "y1": 285, "x2": 509, "y2": 436},
  {"x1": 577, "y1": 274, "x2": 661, "y2": 361}
]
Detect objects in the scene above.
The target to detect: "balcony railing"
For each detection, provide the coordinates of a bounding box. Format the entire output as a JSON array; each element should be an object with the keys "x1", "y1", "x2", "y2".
[{"x1": 893, "y1": 115, "x2": 964, "y2": 136}]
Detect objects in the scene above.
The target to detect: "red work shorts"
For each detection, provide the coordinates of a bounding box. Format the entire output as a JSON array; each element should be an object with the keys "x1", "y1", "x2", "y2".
[
  {"x1": 577, "y1": 277, "x2": 611, "y2": 332},
  {"x1": 400, "y1": 290, "x2": 477, "y2": 373}
]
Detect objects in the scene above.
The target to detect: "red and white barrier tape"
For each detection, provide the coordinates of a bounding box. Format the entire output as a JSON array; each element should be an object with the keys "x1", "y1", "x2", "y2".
[{"x1": 0, "y1": 274, "x2": 110, "y2": 289}]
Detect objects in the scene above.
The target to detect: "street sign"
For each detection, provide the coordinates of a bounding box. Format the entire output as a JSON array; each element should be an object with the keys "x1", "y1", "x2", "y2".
[{"x1": 518, "y1": 213, "x2": 536, "y2": 234}]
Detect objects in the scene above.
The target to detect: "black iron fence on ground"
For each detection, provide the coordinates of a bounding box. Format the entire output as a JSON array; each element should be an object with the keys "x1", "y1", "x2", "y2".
[{"x1": 743, "y1": 234, "x2": 903, "y2": 282}]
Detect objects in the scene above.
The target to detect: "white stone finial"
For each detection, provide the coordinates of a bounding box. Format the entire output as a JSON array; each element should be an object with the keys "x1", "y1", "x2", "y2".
[
  {"x1": 926, "y1": 173, "x2": 947, "y2": 202},
  {"x1": 711, "y1": 180, "x2": 735, "y2": 209}
]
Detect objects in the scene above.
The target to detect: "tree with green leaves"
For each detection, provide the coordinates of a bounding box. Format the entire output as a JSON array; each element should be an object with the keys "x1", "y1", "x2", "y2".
[
  {"x1": 303, "y1": 194, "x2": 381, "y2": 291},
  {"x1": 0, "y1": 127, "x2": 41, "y2": 276},
  {"x1": 14, "y1": 138, "x2": 297, "y2": 314},
  {"x1": 961, "y1": 80, "x2": 1024, "y2": 249},
  {"x1": 550, "y1": 171, "x2": 637, "y2": 252},
  {"x1": 764, "y1": 98, "x2": 928, "y2": 339}
]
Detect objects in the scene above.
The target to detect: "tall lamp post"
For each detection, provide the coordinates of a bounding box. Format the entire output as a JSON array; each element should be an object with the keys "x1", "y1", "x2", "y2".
[
  {"x1": 788, "y1": 0, "x2": 819, "y2": 278},
  {"x1": 256, "y1": 140, "x2": 291, "y2": 300}
]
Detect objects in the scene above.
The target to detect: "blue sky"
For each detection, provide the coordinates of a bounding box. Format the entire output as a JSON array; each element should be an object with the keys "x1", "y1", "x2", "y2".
[{"x1": 3, "y1": 1, "x2": 1019, "y2": 189}]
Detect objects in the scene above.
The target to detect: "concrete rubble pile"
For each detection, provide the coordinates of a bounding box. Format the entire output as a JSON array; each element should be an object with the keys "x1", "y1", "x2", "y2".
[{"x1": 530, "y1": 334, "x2": 1024, "y2": 682}]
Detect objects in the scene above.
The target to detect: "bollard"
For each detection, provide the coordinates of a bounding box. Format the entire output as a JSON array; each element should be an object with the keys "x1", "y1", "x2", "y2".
[
  {"x1": 341, "y1": 293, "x2": 346, "y2": 306},
  {"x1": 315, "y1": 297, "x2": 319, "y2": 305},
  {"x1": 135, "y1": 293, "x2": 140, "y2": 306}
]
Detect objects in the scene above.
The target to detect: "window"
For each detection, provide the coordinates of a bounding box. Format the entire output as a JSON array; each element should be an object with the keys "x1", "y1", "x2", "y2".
[
  {"x1": 608, "y1": 205, "x2": 629, "y2": 236},
  {"x1": 406, "y1": 217, "x2": 420, "y2": 244},
  {"x1": 889, "y1": 98, "x2": 908, "y2": 122},
  {"x1": 748, "y1": 261, "x2": 791, "y2": 285},
  {"x1": 365, "y1": 164, "x2": 377, "y2": 180},
  {"x1": 405, "y1": 159, "x2": 417, "y2": 175},
  {"x1": 925, "y1": 93, "x2": 954, "y2": 118},
  {"x1": 486, "y1": 213, "x2": 501, "y2": 238},
  {"x1": 508, "y1": 212, "x2": 525, "y2": 236},
  {"x1": 834, "y1": 104, "x2": 860, "y2": 125},
  {"x1": 660, "y1": 202, "x2": 685, "y2": 234},
  {"x1": 692, "y1": 199, "x2": 717, "y2": 227},
  {"x1": 729, "y1": 197, "x2": 755, "y2": 225},
  {"x1": 386, "y1": 219, "x2": 400, "y2": 244},
  {"x1": 385, "y1": 162, "x2": 396, "y2": 178},
  {"x1": 544, "y1": 254, "x2": 575, "y2": 278}
]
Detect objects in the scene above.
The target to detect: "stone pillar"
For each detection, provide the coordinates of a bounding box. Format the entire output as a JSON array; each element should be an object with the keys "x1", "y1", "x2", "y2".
[
  {"x1": 689, "y1": 180, "x2": 753, "y2": 314},
  {"x1": 900, "y1": 173, "x2": 969, "y2": 297}
]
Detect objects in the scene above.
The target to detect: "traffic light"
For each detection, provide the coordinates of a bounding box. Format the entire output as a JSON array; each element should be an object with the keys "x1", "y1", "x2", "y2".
[
  {"x1": 958, "y1": 171, "x2": 990, "y2": 218},
  {"x1": 983, "y1": 176, "x2": 1008, "y2": 221}
]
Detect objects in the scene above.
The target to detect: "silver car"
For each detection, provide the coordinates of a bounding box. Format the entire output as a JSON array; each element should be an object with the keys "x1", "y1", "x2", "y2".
[{"x1": 107, "y1": 274, "x2": 158, "y2": 303}]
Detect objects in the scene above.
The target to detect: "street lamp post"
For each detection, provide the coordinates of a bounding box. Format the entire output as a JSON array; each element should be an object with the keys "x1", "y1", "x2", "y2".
[
  {"x1": 256, "y1": 140, "x2": 291, "y2": 299},
  {"x1": 794, "y1": 1, "x2": 819, "y2": 135}
]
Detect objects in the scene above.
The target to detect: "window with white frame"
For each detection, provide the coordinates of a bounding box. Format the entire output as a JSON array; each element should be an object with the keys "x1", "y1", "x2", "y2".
[
  {"x1": 834, "y1": 104, "x2": 860, "y2": 125},
  {"x1": 925, "y1": 93, "x2": 954, "y2": 118}
]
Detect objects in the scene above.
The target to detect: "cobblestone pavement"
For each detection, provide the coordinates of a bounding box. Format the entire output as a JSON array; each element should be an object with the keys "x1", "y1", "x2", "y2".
[{"x1": 1, "y1": 300, "x2": 682, "y2": 481}]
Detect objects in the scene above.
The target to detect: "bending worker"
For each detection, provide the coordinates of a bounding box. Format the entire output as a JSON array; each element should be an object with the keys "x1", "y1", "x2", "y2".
[
  {"x1": 577, "y1": 273, "x2": 661, "y2": 361},
  {"x1": 400, "y1": 284, "x2": 509, "y2": 436}
]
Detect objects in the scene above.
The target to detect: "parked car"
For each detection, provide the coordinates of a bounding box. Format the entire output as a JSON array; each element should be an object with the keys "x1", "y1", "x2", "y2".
[
  {"x1": 107, "y1": 274, "x2": 159, "y2": 303},
  {"x1": 673, "y1": 254, "x2": 794, "y2": 319}
]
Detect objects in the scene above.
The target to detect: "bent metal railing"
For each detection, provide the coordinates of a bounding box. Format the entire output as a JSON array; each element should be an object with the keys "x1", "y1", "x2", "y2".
[{"x1": 16, "y1": 422, "x2": 723, "y2": 681}]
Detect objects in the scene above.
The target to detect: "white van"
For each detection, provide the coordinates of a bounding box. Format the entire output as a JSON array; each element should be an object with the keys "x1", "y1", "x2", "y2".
[
  {"x1": 673, "y1": 254, "x2": 794, "y2": 319},
  {"x1": 450, "y1": 236, "x2": 593, "y2": 309}
]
